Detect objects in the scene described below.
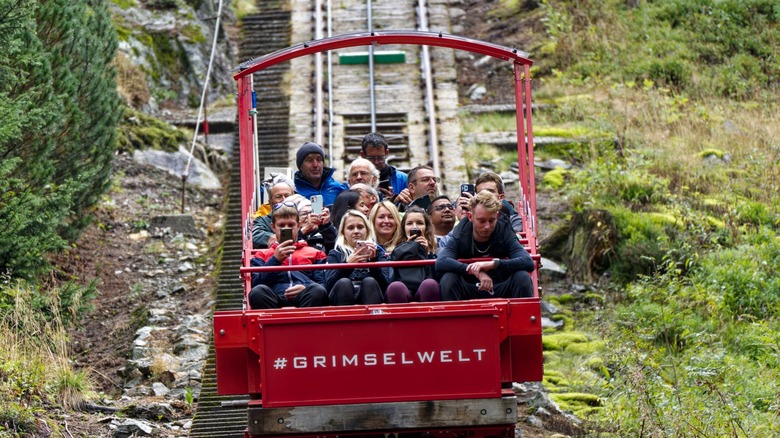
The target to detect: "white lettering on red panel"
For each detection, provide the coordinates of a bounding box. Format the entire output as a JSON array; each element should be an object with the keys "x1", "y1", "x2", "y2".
[{"x1": 278, "y1": 349, "x2": 486, "y2": 370}]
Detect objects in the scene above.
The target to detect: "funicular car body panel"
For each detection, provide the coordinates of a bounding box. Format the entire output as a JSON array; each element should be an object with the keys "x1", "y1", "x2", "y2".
[{"x1": 214, "y1": 30, "x2": 542, "y2": 437}]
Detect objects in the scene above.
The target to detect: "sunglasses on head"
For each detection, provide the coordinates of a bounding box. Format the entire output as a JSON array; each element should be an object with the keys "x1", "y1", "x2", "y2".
[{"x1": 273, "y1": 201, "x2": 297, "y2": 210}]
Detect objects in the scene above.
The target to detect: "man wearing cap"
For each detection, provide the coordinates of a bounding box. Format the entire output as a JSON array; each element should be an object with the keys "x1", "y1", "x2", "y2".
[
  {"x1": 294, "y1": 141, "x2": 345, "y2": 206},
  {"x1": 360, "y1": 132, "x2": 408, "y2": 199}
]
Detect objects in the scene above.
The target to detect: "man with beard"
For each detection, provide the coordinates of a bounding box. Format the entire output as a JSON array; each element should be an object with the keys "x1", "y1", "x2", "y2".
[
  {"x1": 294, "y1": 142, "x2": 345, "y2": 206},
  {"x1": 360, "y1": 132, "x2": 408, "y2": 198},
  {"x1": 436, "y1": 191, "x2": 535, "y2": 300},
  {"x1": 394, "y1": 165, "x2": 439, "y2": 212},
  {"x1": 427, "y1": 195, "x2": 456, "y2": 251}
]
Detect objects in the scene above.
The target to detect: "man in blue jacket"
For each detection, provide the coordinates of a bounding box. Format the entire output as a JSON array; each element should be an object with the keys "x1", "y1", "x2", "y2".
[
  {"x1": 436, "y1": 191, "x2": 535, "y2": 300},
  {"x1": 360, "y1": 132, "x2": 408, "y2": 199},
  {"x1": 294, "y1": 142, "x2": 345, "y2": 206}
]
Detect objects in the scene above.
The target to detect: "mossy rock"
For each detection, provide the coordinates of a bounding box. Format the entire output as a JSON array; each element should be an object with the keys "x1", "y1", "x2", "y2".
[
  {"x1": 543, "y1": 374, "x2": 567, "y2": 388},
  {"x1": 556, "y1": 294, "x2": 575, "y2": 304},
  {"x1": 582, "y1": 292, "x2": 605, "y2": 304},
  {"x1": 542, "y1": 332, "x2": 589, "y2": 351},
  {"x1": 565, "y1": 340, "x2": 605, "y2": 355},
  {"x1": 550, "y1": 392, "x2": 602, "y2": 408},
  {"x1": 117, "y1": 107, "x2": 188, "y2": 152},
  {"x1": 699, "y1": 148, "x2": 725, "y2": 159}
]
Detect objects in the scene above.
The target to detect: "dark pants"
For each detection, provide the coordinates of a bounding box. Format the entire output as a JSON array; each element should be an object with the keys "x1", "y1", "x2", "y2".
[
  {"x1": 248, "y1": 283, "x2": 328, "y2": 309},
  {"x1": 386, "y1": 279, "x2": 441, "y2": 303},
  {"x1": 329, "y1": 277, "x2": 384, "y2": 305},
  {"x1": 439, "y1": 271, "x2": 533, "y2": 301}
]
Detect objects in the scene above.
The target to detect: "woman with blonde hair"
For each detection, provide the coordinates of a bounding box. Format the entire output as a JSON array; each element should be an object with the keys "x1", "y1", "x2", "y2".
[
  {"x1": 385, "y1": 206, "x2": 440, "y2": 303},
  {"x1": 369, "y1": 200, "x2": 402, "y2": 253},
  {"x1": 324, "y1": 210, "x2": 390, "y2": 305}
]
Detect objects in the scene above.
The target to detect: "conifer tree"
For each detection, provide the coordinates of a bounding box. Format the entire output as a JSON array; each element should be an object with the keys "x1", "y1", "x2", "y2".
[{"x1": 0, "y1": 0, "x2": 121, "y2": 279}]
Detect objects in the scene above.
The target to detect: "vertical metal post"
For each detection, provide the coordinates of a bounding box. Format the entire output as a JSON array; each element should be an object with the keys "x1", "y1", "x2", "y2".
[
  {"x1": 418, "y1": 0, "x2": 438, "y2": 177},
  {"x1": 367, "y1": 0, "x2": 376, "y2": 131},
  {"x1": 327, "y1": 0, "x2": 334, "y2": 167},
  {"x1": 523, "y1": 63, "x2": 537, "y2": 244},
  {"x1": 513, "y1": 62, "x2": 528, "y2": 215},
  {"x1": 315, "y1": 0, "x2": 324, "y2": 146}
]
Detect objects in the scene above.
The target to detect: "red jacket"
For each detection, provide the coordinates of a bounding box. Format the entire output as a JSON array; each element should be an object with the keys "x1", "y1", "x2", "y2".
[{"x1": 251, "y1": 241, "x2": 327, "y2": 294}]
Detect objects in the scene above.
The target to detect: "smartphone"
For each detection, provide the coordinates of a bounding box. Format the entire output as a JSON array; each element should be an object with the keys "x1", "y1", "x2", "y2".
[
  {"x1": 310, "y1": 195, "x2": 323, "y2": 214},
  {"x1": 378, "y1": 179, "x2": 391, "y2": 191},
  {"x1": 410, "y1": 229, "x2": 422, "y2": 238},
  {"x1": 461, "y1": 183, "x2": 475, "y2": 195},
  {"x1": 280, "y1": 228, "x2": 294, "y2": 243}
]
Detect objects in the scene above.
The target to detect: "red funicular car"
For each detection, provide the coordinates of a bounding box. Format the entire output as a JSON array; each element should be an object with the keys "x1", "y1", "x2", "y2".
[{"x1": 213, "y1": 30, "x2": 542, "y2": 437}]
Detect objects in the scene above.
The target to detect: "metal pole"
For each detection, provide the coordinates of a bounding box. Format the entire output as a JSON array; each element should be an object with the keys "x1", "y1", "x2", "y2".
[
  {"x1": 327, "y1": 0, "x2": 334, "y2": 167},
  {"x1": 367, "y1": 0, "x2": 376, "y2": 131},
  {"x1": 417, "y1": 0, "x2": 438, "y2": 177},
  {"x1": 315, "y1": 0, "x2": 324, "y2": 146}
]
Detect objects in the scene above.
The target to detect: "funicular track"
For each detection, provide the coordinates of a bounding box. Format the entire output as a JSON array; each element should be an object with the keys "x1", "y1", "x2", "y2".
[
  {"x1": 190, "y1": 1, "x2": 292, "y2": 436},
  {"x1": 192, "y1": 0, "x2": 470, "y2": 435}
]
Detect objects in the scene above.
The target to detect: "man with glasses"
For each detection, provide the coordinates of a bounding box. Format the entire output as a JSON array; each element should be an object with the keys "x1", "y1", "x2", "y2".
[
  {"x1": 346, "y1": 157, "x2": 380, "y2": 188},
  {"x1": 360, "y1": 132, "x2": 408, "y2": 199},
  {"x1": 427, "y1": 195, "x2": 456, "y2": 250},
  {"x1": 252, "y1": 181, "x2": 295, "y2": 248},
  {"x1": 395, "y1": 165, "x2": 440, "y2": 212}
]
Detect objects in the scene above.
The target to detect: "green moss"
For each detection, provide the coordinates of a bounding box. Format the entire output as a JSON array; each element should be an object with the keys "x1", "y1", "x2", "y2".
[
  {"x1": 543, "y1": 332, "x2": 589, "y2": 351},
  {"x1": 181, "y1": 24, "x2": 206, "y2": 44},
  {"x1": 551, "y1": 392, "x2": 603, "y2": 416},
  {"x1": 566, "y1": 340, "x2": 605, "y2": 355},
  {"x1": 110, "y1": 0, "x2": 136, "y2": 9},
  {"x1": 534, "y1": 126, "x2": 610, "y2": 139},
  {"x1": 705, "y1": 215, "x2": 726, "y2": 229},
  {"x1": 115, "y1": 24, "x2": 131, "y2": 42},
  {"x1": 699, "y1": 148, "x2": 725, "y2": 159},
  {"x1": 116, "y1": 107, "x2": 188, "y2": 152},
  {"x1": 542, "y1": 167, "x2": 567, "y2": 188},
  {"x1": 557, "y1": 293, "x2": 575, "y2": 304},
  {"x1": 645, "y1": 212, "x2": 681, "y2": 227},
  {"x1": 583, "y1": 293, "x2": 605, "y2": 304},
  {"x1": 552, "y1": 392, "x2": 603, "y2": 406}
]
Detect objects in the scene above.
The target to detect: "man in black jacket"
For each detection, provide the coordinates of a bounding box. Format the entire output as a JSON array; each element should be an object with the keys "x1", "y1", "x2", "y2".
[{"x1": 436, "y1": 191, "x2": 534, "y2": 300}]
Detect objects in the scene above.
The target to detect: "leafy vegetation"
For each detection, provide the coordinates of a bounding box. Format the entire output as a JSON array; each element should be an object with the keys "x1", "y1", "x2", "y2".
[{"x1": 525, "y1": 0, "x2": 780, "y2": 435}]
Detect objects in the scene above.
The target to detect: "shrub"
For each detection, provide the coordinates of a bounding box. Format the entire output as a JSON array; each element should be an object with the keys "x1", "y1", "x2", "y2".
[{"x1": 699, "y1": 237, "x2": 780, "y2": 319}]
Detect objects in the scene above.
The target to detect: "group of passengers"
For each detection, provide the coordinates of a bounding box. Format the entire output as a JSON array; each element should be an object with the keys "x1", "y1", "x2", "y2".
[{"x1": 248, "y1": 132, "x2": 535, "y2": 310}]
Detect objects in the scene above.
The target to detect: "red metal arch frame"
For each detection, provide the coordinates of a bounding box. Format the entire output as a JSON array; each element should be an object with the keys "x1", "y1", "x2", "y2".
[{"x1": 236, "y1": 30, "x2": 538, "y2": 295}]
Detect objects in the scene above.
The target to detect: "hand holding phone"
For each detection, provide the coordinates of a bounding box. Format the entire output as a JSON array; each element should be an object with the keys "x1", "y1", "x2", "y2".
[
  {"x1": 461, "y1": 183, "x2": 475, "y2": 196},
  {"x1": 280, "y1": 227, "x2": 294, "y2": 243},
  {"x1": 310, "y1": 195, "x2": 323, "y2": 215},
  {"x1": 410, "y1": 229, "x2": 422, "y2": 238}
]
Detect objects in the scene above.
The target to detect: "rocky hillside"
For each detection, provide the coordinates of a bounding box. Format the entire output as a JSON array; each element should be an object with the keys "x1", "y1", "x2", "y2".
[{"x1": 111, "y1": 0, "x2": 238, "y2": 113}]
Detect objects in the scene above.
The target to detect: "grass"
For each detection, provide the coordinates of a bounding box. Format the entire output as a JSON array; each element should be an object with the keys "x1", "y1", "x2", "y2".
[
  {"x1": 468, "y1": 0, "x2": 780, "y2": 434},
  {"x1": 0, "y1": 281, "x2": 95, "y2": 434}
]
